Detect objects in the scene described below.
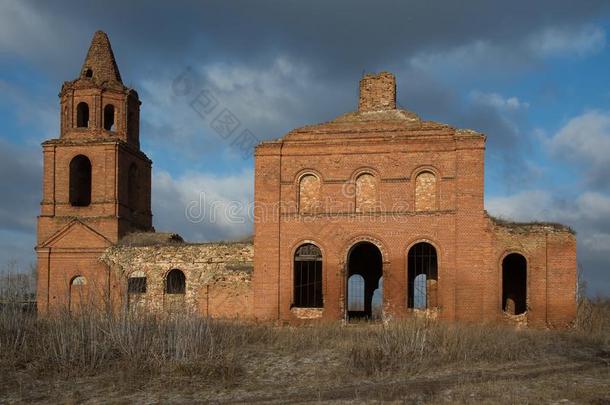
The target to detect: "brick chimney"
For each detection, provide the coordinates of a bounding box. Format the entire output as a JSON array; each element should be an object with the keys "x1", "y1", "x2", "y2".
[{"x1": 358, "y1": 72, "x2": 396, "y2": 112}]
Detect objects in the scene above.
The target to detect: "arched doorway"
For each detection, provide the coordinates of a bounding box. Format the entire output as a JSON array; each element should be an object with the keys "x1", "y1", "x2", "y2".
[
  {"x1": 69, "y1": 275, "x2": 88, "y2": 313},
  {"x1": 346, "y1": 242, "x2": 382, "y2": 320},
  {"x1": 502, "y1": 253, "x2": 527, "y2": 315}
]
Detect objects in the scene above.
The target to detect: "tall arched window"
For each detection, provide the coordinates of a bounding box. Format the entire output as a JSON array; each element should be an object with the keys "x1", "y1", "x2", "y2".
[
  {"x1": 293, "y1": 243, "x2": 323, "y2": 308},
  {"x1": 299, "y1": 174, "x2": 321, "y2": 214},
  {"x1": 502, "y1": 253, "x2": 527, "y2": 315},
  {"x1": 76, "y1": 102, "x2": 89, "y2": 128},
  {"x1": 415, "y1": 171, "x2": 437, "y2": 211},
  {"x1": 103, "y1": 104, "x2": 115, "y2": 131},
  {"x1": 127, "y1": 163, "x2": 138, "y2": 210},
  {"x1": 407, "y1": 242, "x2": 438, "y2": 309},
  {"x1": 355, "y1": 173, "x2": 377, "y2": 212},
  {"x1": 166, "y1": 269, "x2": 185, "y2": 294},
  {"x1": 69, "y1": 155, "x2": 92, "y2": 207}
]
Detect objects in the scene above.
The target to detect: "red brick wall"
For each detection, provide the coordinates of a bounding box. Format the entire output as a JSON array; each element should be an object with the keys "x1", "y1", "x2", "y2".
[
  {"x1": 252, "y1": 73, "x2": 577, "y2": 327},
  {"x1": 37, "y1": 53, "x2": 152, "y2": 314}
]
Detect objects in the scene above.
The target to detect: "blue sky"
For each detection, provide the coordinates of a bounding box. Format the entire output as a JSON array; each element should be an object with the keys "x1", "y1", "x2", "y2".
[{"x1": 1, "y1": 1, "x2": 610, "y2": 295}]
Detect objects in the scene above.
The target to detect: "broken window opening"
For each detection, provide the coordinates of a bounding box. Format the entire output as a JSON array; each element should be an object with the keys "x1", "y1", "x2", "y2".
[
  {"x1": 407, "y1": 242, "x2": 438, "y2": 309},
  {"x1": 293, "y1": 243, "x2": 323, "y2": 308},
  {"x1": 128, "y1": 277, "x2": 147, "y2": 294},
  {"x1": 166, "y1": 269, "x2": 185, "y2": 294},
  {"x1": 103, "y1": 104, "x2": 115, "y2": 131},
  {"x1": 76, "y1": 102, "x2": 89, "y2": 128}
]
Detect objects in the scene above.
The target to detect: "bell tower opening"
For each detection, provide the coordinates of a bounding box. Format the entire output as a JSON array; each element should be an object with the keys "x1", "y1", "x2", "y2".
[
  {"x1": 69, "y1": 155, "x2": 92, "y2": 207},
  {"x1": 76, "y1": 102, "x2": 89, "y2": 128}
]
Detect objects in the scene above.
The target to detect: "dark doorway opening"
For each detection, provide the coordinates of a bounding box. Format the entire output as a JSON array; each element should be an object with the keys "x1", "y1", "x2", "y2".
[
  {"x1": 346, "y1": 242, "x2": 382, "y2": 320},
  {"x1": 502, "y1": 253, "x2": 527, "y2": 315}
]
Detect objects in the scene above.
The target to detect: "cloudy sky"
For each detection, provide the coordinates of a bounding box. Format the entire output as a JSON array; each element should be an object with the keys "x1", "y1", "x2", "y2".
[{"x1": 1, "y1": 1, "x2": 610, "y2": 295}]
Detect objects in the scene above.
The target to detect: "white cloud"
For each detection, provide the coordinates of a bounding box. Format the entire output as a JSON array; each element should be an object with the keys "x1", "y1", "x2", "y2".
[
  {"x1": 549, "y1": 110, "x2": 610, "y2": 168},
  {"x1": 528, "y1": 25, "x2": 606, "y2": 57},
  {"x1": 486, "y1": 190, "x2": 553, "y2": 222},
  {"x1": 408, "y1": 40, "x2": 515, "y2": 77},
  {"x1": 138, "y1": 56, "x2": 327, "y2": 161},
  {"x1": 407, "y1": 24, "x2": 605, "y2": 80},
  {"x1": 469, "y1": 91, "x2": 529, "y2": 111},
  {"x1": 152, "y1": 169, "x2": 253, "y2": 242},
  {"x1": 487, "y1": 190, "x2": 610, "y2": 226}
]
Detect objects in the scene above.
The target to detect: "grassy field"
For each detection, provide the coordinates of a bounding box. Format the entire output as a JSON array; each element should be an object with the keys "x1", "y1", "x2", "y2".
[{"x1": 0, "y1": 299, "x2": 609, "y2": 404}]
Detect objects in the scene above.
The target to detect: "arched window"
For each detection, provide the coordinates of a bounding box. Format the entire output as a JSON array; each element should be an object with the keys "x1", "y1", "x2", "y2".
[
  {"x1": 103, "y1": 104, "x2": 115, "y2": 131},
  {"x1": 348, "y1": 274, "x2": 365, "y2": 312},
  {"x1": 293, "y1": 243, "x2": 323, "y2": 308},
  {"x1": 407, "y1": 242, "x2": 438, "y2": 309},
  {"x1": 299, "y1": 174, "x2": 321, "y2": 214},
  {"x1": 128, "y1": 271, "x2": 147, "y2": 294},
  {"x1": 415, "y1": 171, "x2": 436, "y2": 211},
  {"x1": 166, "y1": 269, "x2": 185, "y2": 294},
  {"x1": 502, "y1": 253, "x2": 527, "y2": 315},
  {"x1": 355, "y1": 173, "x2": 377, "y2": 212},
  {"x1": 84, "y1": 68, "x2": 93, "y2": 78},
  {"x1": 72, "y1": 275, "x2": 87, "y2": 285},
  {"x1": 69, "y1": 155, "x2": 92, "y2": 207},
  {"x1": 127, "y1": 163, "x2": 138, "y2": 210},
  {"x1": 76, "y1": 102, "x2": 89, "y2": 128}
]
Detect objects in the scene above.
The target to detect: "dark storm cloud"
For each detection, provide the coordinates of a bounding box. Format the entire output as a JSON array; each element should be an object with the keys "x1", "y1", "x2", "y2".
[
  {"x1": 6, "y1": 1, "x2": 610, "y2": 81},
  {"x1": 5, "y1": 1, "x2": 606, "y2": 162},
  {"x1": 0, "y1": 140, "x2": 40, "y2": 233}
]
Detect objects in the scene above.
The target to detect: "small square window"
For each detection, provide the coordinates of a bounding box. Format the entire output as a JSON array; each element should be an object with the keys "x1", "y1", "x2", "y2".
[{"x1": 128, "y1": 277, "x2": 147, "y2": 294}]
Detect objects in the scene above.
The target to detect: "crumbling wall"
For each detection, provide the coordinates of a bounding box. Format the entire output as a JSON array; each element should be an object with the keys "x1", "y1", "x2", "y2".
[
  {"x1": 101, "y1": 242, "x2": 254, "y2": 319},
  {"x1": 488, "y1": 216, "x2": 576, "y2": 327}
]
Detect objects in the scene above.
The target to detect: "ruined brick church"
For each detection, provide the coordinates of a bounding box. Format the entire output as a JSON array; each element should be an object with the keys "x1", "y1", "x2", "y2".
[{"x1": 36, "y1": 31, "x2": 577, "y2": 327}]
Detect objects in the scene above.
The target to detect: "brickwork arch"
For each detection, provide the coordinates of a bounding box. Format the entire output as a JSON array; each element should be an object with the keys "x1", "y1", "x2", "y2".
[
  {"x1": 414, "y1": 171, "x2": 437, "y2": 211},
  {"x1": 298, "y1": 172, "x2": 321, "y2": 214},
  {"x1": 355, "y1": 173, "x2": 378, "y2": 213},
  {"x1": 341, "y1": 235, "x2": 389, "y2": 265}
]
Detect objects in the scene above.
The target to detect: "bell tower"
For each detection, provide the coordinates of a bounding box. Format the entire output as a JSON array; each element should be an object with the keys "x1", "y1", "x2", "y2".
[{"x1": 36, "y1": 31, "x2": 152, "y2": 313}]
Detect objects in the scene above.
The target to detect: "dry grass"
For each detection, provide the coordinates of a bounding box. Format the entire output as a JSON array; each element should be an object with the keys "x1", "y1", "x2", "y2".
[{"x1": 0, "y1": 297, "x2": 609, "y2": 402}]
